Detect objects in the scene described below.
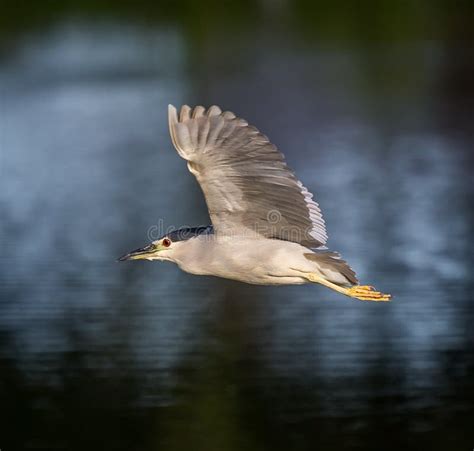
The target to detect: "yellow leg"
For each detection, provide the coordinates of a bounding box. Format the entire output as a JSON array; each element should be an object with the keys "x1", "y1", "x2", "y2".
[{"x1": 305, "y1": 273, "x2": 391, "y2": 302}]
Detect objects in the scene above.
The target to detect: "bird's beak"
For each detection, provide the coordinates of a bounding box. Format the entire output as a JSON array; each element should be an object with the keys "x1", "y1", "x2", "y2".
[{"x1": 117, "y1": 243, "x2": 158, "y2": 262}]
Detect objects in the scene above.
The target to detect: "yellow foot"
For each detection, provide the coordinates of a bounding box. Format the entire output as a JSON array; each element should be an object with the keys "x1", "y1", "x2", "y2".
[{"x1": 346, "y1": 285, "x2": 392, "y2": 302}]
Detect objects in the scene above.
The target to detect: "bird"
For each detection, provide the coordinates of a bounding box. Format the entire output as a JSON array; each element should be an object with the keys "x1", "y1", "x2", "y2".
[{"x1": 118, "y1": 105, "x2": 391, "y2": 302}]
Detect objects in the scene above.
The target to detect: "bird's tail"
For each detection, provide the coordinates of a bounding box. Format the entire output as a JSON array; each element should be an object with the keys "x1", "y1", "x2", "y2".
[
  {"x1": 304, "y1": 251, "x2": 391, "y2": 302},
  {"x1": 304, "y1": 251, "x2": 358, "y2": 287}
]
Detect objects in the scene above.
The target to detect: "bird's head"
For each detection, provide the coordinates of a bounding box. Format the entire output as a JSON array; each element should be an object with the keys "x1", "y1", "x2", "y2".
[
  {"x1": 117, "y1": 226, "x2": 212, "y2": 262},
  {"x1": 117, "y1": 236, "x2": 176, "y2": 262}
]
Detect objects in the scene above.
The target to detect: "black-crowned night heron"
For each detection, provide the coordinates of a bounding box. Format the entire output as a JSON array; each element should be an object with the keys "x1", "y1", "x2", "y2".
[{"x1": 119, "y1": 105, "x2": 391, "y2": 302}]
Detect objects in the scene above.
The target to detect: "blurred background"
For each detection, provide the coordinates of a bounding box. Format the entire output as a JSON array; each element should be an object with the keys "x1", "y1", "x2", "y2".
[{"x1": 1, "y1": 1, "x2": 473, "y2": 450}]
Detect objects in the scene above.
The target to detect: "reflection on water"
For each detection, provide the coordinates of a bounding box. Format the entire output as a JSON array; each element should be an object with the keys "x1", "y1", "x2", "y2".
[{"x1": 1, "y1": 20, "x2": 473, "y2": 451}]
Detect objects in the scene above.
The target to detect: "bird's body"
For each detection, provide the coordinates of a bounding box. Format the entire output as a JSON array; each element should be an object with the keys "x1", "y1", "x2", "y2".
[
  {"x1": 166, "y1": 232, "x2": 347, "y2": 286},
  {"x1": 119, "y1": 104, "x2": 391, "y2": 302}
]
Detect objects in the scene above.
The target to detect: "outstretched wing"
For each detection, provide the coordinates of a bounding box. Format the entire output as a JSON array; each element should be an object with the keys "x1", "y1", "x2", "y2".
[{"x1": 168, "y1": 104, "x2": 327, "y2": 247}]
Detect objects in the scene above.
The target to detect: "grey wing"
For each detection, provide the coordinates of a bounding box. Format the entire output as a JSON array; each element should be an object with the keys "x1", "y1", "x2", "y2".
[{"x1": 168, "y1": 104, "x2": 328, "y2": 247}]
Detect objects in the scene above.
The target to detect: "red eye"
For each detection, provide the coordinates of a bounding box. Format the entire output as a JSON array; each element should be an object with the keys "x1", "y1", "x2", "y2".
[{"x1": 162, "y1": 238, "x2": 171, "y2": 247}]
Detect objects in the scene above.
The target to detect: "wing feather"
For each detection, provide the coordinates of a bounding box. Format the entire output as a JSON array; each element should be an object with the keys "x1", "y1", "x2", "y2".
[{"x1": 168, "y1": 104, "x2": 328, "y2": 247}]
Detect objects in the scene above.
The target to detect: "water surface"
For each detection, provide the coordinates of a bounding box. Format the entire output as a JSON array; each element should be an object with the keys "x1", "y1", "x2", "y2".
[{"x1": 1, "y1": 17, "x2": 473, "y2": 451}]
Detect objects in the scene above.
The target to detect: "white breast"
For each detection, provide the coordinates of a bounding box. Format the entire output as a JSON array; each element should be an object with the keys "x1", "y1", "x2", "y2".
[{"x1": 173, "y1": 235, "x2": 313, "y2": 285}]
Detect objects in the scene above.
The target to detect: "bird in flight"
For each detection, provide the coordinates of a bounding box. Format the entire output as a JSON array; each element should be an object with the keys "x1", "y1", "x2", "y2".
[{"x1": 119, "y1": 105, "x2": 391, "y2": 302}]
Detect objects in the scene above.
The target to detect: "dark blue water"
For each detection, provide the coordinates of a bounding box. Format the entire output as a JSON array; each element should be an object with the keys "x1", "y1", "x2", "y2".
[{"x1": 1, "y1": 19, "x2": 473, "y2": 451}]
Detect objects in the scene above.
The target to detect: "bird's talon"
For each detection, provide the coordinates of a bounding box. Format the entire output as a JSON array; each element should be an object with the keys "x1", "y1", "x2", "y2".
[{"x1": 346, "y1": 285, "x2": 391, "y2": 302}]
